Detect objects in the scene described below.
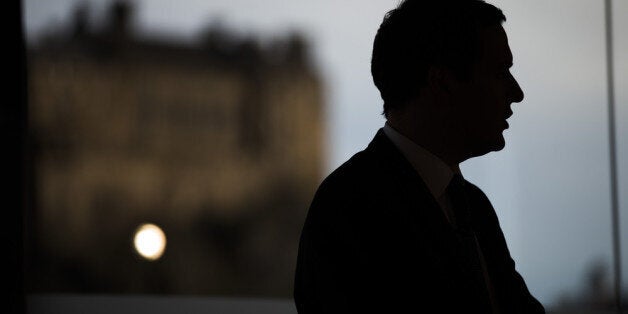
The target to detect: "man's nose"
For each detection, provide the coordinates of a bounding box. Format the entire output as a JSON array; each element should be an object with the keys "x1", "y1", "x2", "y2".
[{"x1": 510, "y1": 74, "x2": 524, "y2": 103}]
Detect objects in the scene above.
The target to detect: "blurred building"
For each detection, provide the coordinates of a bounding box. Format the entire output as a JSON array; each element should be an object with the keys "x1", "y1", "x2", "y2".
[{"x1": 26, "y1": 1, "x2": 324, "y2": 297}]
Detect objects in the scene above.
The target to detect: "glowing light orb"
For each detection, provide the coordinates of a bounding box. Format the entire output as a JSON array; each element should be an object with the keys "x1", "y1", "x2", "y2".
[{"x1": 133, "y1": 223, "x2": 166, "y2": 261}]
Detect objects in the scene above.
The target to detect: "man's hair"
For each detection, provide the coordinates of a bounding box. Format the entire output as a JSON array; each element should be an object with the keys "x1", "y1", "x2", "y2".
[{"x1": 371, "y1": 0, "x2": 506, "y2": 117}]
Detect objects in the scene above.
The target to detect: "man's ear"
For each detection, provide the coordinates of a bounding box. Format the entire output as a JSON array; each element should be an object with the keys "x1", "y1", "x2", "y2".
[
  {"x1": 427, "y1": 65, "x2": 453, "y2": 97},
  {"x1": 427, "y1": 66, "x2": 464, "y2": 108}
]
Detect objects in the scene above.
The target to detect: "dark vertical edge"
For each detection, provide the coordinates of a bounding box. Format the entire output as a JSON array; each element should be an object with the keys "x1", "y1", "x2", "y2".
[
  {"x1": 4, "y1": 0, "x2": 27, "y2": 313},
  {"x1": 605, "y1": 0, "x2": 622, "y2": 313}
]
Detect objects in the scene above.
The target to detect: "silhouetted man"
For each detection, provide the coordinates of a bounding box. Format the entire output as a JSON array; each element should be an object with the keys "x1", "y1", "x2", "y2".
[{"x1": 294, "y1": 0, "x2": 545, "y2": 313}]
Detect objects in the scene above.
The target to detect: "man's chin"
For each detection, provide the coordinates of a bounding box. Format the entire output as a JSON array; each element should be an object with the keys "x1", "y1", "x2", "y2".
[
  {"x1": 470, "y1": 136, "x2": 506, "y2": 157},
  {"x1": 491, "y1": 136, "x2": 506, "y2": 151}
]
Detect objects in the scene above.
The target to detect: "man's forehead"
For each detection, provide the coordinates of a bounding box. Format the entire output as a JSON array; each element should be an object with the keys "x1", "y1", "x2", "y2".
[{"x1": 478, "y1": 25, "x2": 513, "y2": 66}]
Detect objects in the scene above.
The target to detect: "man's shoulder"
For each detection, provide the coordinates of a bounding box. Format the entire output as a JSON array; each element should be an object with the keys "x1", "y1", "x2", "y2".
[
  {"x1": 463, "y1": 180, "x2": 493, "y2": 209},
  {"x1": 306, "y1": 129, "x2": 426, "y2": 224},
  {"x1": 300, "y1": 149, "x2": 385, "y2": 242},
  {"x1": 464, "y1": 180, "x2": 488, "y2": 200},
  {"x1": 315, "y1": 149, "x2": 382, "y2": 201},
  {"x1": 317, "y1": 129, "x2": 400, "y2": 193},
  {"x1": 462, "y1": 179, "x2": 501, "y2": 227}
]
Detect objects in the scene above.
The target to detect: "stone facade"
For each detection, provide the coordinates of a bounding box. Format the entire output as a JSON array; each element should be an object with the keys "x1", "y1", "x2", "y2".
[{"x1": 27, "y1": 2, "x2": 323, "y2": 296}]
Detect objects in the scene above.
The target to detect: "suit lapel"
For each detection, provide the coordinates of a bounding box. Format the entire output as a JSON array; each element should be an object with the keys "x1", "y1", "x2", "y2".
[
  {"x1": 366, "y1": 130, "x2": 464, "y2": 256},
  {"x1": 366, "y1": 130, "x2": 492, "y2": 301}
]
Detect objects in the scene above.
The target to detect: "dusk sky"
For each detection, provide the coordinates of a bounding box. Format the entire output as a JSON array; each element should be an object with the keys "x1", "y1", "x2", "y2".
[{"x1": 24, "y1": 0, "x2": 627, "y2": 307}]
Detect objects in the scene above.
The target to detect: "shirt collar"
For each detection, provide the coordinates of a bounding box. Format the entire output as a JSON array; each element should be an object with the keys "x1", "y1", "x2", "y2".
[{"x1": 382, "y1": 123, "x2": 461, "y2": 199}]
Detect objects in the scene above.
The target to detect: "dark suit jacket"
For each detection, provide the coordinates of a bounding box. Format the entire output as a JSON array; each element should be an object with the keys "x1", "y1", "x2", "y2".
[{"x1": 294, "y1": 129, "x2": 544, "y2": 313}]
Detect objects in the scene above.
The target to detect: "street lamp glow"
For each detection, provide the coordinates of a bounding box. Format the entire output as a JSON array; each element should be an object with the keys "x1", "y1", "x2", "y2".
[{"x1": 133, "y1": 223, "x2": 166, "y2": 261}]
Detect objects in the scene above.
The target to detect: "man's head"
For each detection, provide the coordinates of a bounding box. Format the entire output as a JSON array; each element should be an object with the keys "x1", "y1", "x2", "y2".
[{"x1": 371, "y1": 0, "x2": 524, "y2": 160}]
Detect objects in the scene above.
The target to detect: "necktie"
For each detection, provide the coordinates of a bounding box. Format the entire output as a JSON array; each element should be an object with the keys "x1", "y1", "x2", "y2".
[{"x1": 446, "y1": 174, "x2": 496, "y2": 312}]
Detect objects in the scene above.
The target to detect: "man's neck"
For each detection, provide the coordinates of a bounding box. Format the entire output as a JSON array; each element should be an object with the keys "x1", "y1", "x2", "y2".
[{"x1": 385, "y1": 119, "x2": 467, "y2": 170}]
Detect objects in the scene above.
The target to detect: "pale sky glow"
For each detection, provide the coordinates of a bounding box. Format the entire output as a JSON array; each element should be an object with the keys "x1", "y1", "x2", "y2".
[{"x1": 24, "y1": 0, "x2": 627, "y2": 307}]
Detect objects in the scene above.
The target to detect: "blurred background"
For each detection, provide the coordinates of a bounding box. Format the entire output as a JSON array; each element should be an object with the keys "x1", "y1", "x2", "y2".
[{"x1": 20, "y1": 0, "x2": 627, "y2": 313}]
